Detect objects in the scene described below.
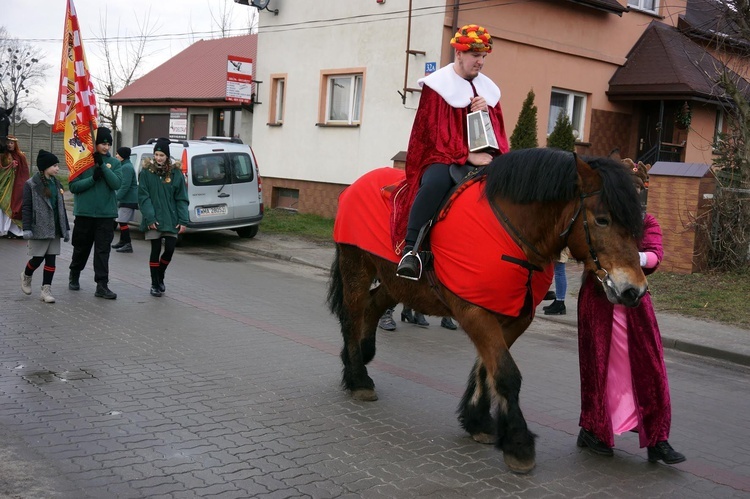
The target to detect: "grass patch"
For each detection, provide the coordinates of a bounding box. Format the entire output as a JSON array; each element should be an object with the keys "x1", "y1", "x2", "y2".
[
  {"x1": 261, "y1": 208, "x2": 334, "y2": 243},
  {"x1": 648, "y1": 270, "x2": 750, "y2": 328}
]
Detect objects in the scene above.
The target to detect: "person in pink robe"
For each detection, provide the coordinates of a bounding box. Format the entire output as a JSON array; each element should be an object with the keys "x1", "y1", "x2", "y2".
[
  {"x1": 576, "y1": 160, "x2": 685, "y2": 465},
  {"x1": 393, "y1": 24, "x2": 509, "y2": 279}
]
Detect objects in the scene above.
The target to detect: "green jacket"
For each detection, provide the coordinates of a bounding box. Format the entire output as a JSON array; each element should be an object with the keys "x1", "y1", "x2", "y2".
[
  {"x1": 138, "y1": 161, "x2": 189, "y2": 234},
  {"x1": 69, "y1": 154, "x2": 122, "y2": 218},
  {"x1": 116, "y1": 158, "x2": 138, "y2": 206}
]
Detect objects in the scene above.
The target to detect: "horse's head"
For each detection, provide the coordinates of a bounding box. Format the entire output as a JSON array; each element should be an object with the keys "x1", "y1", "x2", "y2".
[
  {"x1": 0, "y1": 106, "x2": 13, "y2": 149},
  {"x1": 568, "y1": 155, "x2": 648, "y2": 307}
]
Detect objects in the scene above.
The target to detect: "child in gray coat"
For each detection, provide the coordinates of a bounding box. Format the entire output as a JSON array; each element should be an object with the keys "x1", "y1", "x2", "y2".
[{"x1": 20, "y1": 150, "x2": 70, "y2": 303}]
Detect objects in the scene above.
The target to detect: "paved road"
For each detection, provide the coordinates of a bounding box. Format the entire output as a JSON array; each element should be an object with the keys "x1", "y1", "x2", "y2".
[{"x1": 0, "y1": 234, "x2": 748, "y2": 498}]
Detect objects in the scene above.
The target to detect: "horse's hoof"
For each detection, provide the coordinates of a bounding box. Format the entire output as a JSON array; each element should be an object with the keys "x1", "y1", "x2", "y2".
[
  {"x1": 503, "y1": 454, "x2": 535, "y2": 474},
  {"x1": 471, "y1": 433, "x2": 496, "y2": 445},
  {"x1": 352, "y1": 389, "x2": 378, "y2": 401}
]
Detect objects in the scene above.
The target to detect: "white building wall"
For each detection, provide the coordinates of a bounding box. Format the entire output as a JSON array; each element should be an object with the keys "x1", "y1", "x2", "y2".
[{"x1": 252, "y1": 0, "x2": 447, "y2": 186}]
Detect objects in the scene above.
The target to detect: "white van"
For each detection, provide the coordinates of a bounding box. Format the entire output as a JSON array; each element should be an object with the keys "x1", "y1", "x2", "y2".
[{"x1": 129, "y1": 137, "x2": 263, "y2": 238}]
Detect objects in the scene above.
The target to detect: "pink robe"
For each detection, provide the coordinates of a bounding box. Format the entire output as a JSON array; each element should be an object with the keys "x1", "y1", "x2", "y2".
[{"x1": 577, "y1": 213, "x2": 672, "y2": 448}]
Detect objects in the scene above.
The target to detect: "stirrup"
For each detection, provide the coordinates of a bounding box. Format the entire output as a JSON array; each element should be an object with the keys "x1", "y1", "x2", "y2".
[{"x1": 396, "y1": 251, "x2": 422, "y2": 281}]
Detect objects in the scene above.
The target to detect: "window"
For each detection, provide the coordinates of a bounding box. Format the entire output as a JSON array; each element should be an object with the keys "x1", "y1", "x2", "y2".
[
  {"x1": 319, "y1": 69, "x2": 364, "y2": 125},
  {"x1": 548, "y1": 89, "x2": 587, "y2": 140},
  {"x1": 628, "y1": 0, "x2": 657, "y2": 13},
  {"x1": 192, "y1": 153, "x2": 254, "y2": 186},
  {"x1": 215, "y1": 108, "x2": 242, "y2": 137},
  {"x1": 713, "y1": 108, "x2": 726, "y2": 153},
  {"x1": 269, "y1": 74, "x2": 286, "y2": 125}
]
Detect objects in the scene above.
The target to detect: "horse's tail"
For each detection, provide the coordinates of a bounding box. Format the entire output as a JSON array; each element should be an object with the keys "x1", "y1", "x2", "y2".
[{"x1": 326, "y1": 244, "x2": 346, "y2": 320}]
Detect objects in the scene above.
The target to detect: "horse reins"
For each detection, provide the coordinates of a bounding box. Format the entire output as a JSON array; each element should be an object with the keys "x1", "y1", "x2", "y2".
[{"x1": 560, "y1": 190, "x2": 608, "y2": 283}]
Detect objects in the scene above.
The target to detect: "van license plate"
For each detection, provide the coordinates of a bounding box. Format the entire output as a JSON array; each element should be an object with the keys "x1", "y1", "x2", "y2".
[{"x1": 196, "y1": 205, "x2": 228, "y2": 216}]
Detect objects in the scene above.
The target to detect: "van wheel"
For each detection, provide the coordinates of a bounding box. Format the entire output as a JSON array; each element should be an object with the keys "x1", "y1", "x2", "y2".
[{"x1": 236, "y1": 226, "x2": 259, "y2": 239}]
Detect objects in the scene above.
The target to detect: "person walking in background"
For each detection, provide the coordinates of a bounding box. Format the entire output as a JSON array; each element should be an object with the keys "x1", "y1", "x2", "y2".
[
  {"x1": 68, "y1": 126, "x2": 122, "y2": 299},
  {"x1": 544, "y1": 248, "x2": 569, "y2": 315},
  {"x1": 576, "y1": 159, "x2": 685, "y2": 465},
  {"x1": 378, "y1": 306, "x2": 458, "y2": 331},
  {"x1": 138, "y1": 138, "x2": 189, "y2": 297},
  {"x1": 112, "y1": 146, "x2": 137, "y2": 253},
  {"x1": 20, "y1": 150, "x2": 70, "y2": 303},
  {"x1": 0, "y1": 135, "x2": 30, "y2": 238}
]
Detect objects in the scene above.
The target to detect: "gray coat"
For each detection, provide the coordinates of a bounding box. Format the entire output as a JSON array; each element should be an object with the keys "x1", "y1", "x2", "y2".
[{"x1": 21, "y1": 173, "x2": 70, "y2": 241}]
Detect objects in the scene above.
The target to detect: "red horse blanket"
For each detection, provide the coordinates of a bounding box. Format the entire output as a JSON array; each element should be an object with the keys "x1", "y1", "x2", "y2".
[{"x1": 333, "y1": 167, "x2": 553, "y2": 316}]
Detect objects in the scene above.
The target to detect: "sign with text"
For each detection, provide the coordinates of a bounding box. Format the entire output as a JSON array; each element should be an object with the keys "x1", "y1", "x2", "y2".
[
  {"x1": 226, "y1": 55, "x2": 253, "y2": 104},
  {"x1": 425, "y1": 62, "x2": 437, "y2": 75},
  {"x1": 169, "y1": 107, "x2": 188, "y2": 140}
]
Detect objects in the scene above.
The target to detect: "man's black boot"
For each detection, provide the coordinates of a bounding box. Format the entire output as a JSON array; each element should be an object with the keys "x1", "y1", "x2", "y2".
[
  {"x1": 543, "y1": 300, "x2": 566, "y2": 315},
  {"x1": 94, "y1": 283, "x2": 117, "y2": 299},
  {"x1": 69, "y1": 270, "x2": 80, "y2": 291}
]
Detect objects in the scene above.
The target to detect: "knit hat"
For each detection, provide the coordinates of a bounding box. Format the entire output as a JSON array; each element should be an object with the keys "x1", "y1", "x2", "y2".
[
  {"x1": 36, "y1": 149, "x2": 59, "y2": 171},
  {"x1": 450, "y1": 24, "x2": 492, "y2": 53},
  {"x1": 153, "y1": 137, "x2": 171, "y2": 158},
  {"x1": 95, "y1": 126, "x2": 113, "y2": 145},
  {"x1": 117, "y1": 146, "x2": 131, "y2": 160}
]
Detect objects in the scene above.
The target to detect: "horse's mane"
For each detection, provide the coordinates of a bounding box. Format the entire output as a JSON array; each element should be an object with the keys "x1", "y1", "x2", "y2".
[
  {"x1": 483, "y1": 148, "x2": 643, "y2": 237},
  {"x1": 483, "y1": 148, "x2": 579, "y2": 203}
]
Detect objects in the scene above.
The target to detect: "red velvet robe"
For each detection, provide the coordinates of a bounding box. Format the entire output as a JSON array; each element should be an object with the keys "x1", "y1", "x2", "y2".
[
  {"x1": 577, "y1": 214, "x2": 671, "y2": 448},
  {"x1": 391, "y1": 83, "x2": 509, "y2": 251},
  {"x1": 1, "y1": 149, "x2": 29, "y2": 220}
]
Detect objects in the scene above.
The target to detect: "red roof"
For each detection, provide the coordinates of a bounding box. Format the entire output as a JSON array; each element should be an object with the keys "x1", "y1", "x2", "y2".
[{"x1": 109, "y1": 34, "x2": 257, "y2": 104}]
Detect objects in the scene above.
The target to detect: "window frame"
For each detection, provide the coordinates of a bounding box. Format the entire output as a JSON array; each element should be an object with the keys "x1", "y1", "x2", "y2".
[
  {"x1": 547, "y1": 88, "x2": 588, "y2": 140},
  {"x1": 627, "y1": 0, "x2": 658, "y2": 14},
  {"x1": 318, "y1": 68, "x2": 365, "y2": 126},
  {"x1": 268, "y1": 73, "x2": 286, "y2": 126}
]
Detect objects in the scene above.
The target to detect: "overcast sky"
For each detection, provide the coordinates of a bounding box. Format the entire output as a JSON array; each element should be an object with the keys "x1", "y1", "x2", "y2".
[{"x1": 6, "y1": 0, "x2": 258, "y2": 123}]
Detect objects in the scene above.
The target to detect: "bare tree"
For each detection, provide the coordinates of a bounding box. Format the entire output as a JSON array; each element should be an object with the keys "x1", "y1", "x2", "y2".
[
  {"x1": 687, "y1": 0, "x2": 750, "y2": 269},
  {"x1": 0, "y1": 27, "x2": 52, "y2": 126},
  {"x1": 91, "y1": 8, "x2": 160, "y2": 142}
]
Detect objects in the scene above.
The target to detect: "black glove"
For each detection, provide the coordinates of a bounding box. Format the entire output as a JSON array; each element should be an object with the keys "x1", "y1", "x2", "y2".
[
  {"x1": 93, "y1": 152, "x2": 103, "y2": 166},
  {"x1": 92, "y1": 166, "x2": 104, "y2": 181}
]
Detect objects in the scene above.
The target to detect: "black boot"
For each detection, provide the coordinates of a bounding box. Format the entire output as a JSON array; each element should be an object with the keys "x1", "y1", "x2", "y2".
[
  {"x1": 441, "y1": 317, "x2": 458, "y2": 330},
  {"x1": 115, "y1": 243, "x2": 133, "y2": 253},
  {"x1": 544, "y1": 300, "x2": 566, "y2": 315},
  {"x1": 576, "y1": 428, "x2": 613, "y2": 457},
  {"x1": 94, "y1": 283, "x2": 117, "y2": 299},
  {"x1": 150, "y1": 268, "x2": 163, "y2": 297},
  {"x1": 396, "y1": 249, "x2": 421, "y2": 280},
  {"x1": 647, "y1": 441, "x2": 686, "y2": 464},
  {"x1": 400, "y1": 308, "x2": 416, "y2": 323},
  {"x1": 413, "y1": 312, "x2": 429, "y2": 328},
  {"x1": 112, "y1": 240, "x2": 126, "y2": 249},
  {"x1": 69, "y1": 270, "x2": 80, "y2": 291},
  {"x1": 158, "y1": 266, "x2": 166, "y2": 293},
  {"x1": 543, "y1": 290, "x2": 556, "y2": 301}
]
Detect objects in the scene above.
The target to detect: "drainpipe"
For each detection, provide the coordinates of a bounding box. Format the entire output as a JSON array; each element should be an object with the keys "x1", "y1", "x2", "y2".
[{"x1": 451, "y1": 0, "x2": 460, "y2": 63}]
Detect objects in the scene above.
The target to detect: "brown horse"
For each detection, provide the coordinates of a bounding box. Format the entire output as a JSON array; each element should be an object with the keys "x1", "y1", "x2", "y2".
[{"x1": 327, "y1": 148, "x2": 648, "y2": 473}]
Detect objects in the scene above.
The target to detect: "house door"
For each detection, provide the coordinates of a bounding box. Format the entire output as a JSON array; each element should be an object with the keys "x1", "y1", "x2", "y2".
[
  {"x1": 191, "y1": 115, "x2": 208, "y2": 139},
  {"x1": 137, "y1": 114, "x2": 169, "y2": 145},
  {"x1": 636, "y1": 101, "x2": 683, "y2": 163}
]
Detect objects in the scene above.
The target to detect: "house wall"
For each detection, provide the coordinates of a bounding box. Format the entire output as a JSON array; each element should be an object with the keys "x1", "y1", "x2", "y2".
[{"x1": 251, "y1": 0, "x2": 446, "y2": 210}]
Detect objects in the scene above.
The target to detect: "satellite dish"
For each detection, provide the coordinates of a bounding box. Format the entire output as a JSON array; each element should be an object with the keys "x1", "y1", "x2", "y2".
[{"x1": 250, "y1": 0, "x2": 271, "y2": 9}]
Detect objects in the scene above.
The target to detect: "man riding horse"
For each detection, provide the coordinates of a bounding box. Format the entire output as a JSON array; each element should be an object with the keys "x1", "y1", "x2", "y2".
[{"x1": 394, "y1": 25, "x2": 509, "y2": 280}]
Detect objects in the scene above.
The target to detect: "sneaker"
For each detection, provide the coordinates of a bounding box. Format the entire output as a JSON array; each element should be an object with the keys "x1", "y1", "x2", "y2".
[
  {"x1": 378, "y1": 309, "x2": 396, "y2": 331},
  {"x1": 396, "y1": 251, "x2": 421, "y2": 280},
  {"x1": 21, "y1": 272, "x2": 32, "y2": 295},
  {"x1": 111, "y1": 241, "x2": 126, "y2": 249},
  {"x1": 40, "y1": 284, "x2": 56, "y2": 303},
  {"x1": 115, "y1": 243, "x2": 133, "y2": 253},
  {"x1": 543, "y1": 300, "x2": 566, "y2": 315},
  {"x1": 94, "y1": 283, "x2": 117, "y2": 300}
]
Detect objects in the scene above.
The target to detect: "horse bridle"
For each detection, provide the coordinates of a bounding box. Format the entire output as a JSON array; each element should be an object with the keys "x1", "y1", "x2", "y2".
[{"x1": 560, "y1": 190, "x2": 609, "y2": 283}]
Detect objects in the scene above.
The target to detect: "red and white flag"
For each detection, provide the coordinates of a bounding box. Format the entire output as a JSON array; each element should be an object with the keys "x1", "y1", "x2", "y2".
[{"x1": 53, "y1": 0, "x2": 99, "y2": 180}]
